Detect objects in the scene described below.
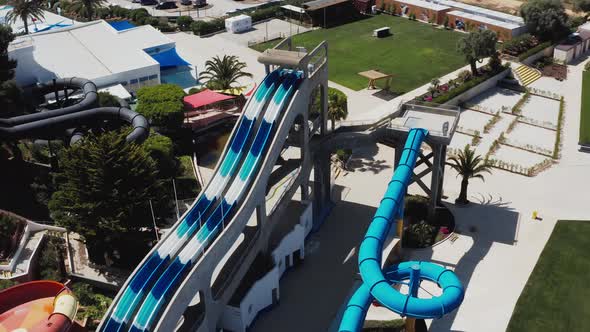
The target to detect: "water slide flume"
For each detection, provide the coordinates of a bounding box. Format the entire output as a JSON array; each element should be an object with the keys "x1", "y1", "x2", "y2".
[
  {"x1": 129, "y1": 71, "x2": 303, "y2": 332},
  {"x1": 339, "y1": 128, "x2": 464, "y2": 332},
  {"x1": 101, "y1": 70, "x2": 281, "y2": 332}
]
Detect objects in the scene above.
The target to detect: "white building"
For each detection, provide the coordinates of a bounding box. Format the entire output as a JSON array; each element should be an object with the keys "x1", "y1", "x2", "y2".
[{"x1": 9, "y1": 20, "x2": 193, "y2": 94}]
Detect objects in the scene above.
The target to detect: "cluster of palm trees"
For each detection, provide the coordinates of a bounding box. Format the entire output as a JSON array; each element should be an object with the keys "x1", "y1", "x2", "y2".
[{"x1": 5, "y1": 0, "x2": 106, "y2": 34}]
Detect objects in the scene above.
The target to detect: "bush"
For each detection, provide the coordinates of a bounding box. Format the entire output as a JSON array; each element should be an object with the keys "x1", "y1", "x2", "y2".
[
  {"x1": 363, "y1": 319, "x2": 405, "y2": 331},
  {"x1": 517, "y1": 41, "x2": 552, "y2": 61},
  {"x1": 585, "y1": 61, "x2": 590, "y2": 71},
  {"x1": 146, "y1": 17, "x2": 160, "y2": 28},
  {"x1": 502, "y1": 34, "x2": 538, "y2": 56},
  {"x1": 0, "y1": 279, "x2": 18, "y2": 291},
  {"x1": 143, "y1": 132, "x2": 177, "y2": 178},
  {"x1": 404, "y1": 221, "x2": 437, "y2": 248},
  {"x1": 158, "y1": 22, "x2": 176, "y2": 33},
  {"x1": 430, "y1": 65, "x2": 508, "y2": 104},
  {"x1": 130, "y1": 8, "x2": 149, "y2": 22},
  {"x1": 404, "y1": 195, "x2": 428, "y2": 223},
  {"x1": 98, "y1": 91, "x2": 120, "y2": 107},
  {"x1": 191, "y1": 19, "x2": 225, "y2": 36},
  {"x1": 187, "y1": 86, "x2": 207, "y2": 95},
  {"x1": 176, "y1": 16, "x2": 193, "y2": 31},
  {"x1": 568, "y1": 15, "x2": 587, "y2": 30},
  {"x1": 249, "y1": 6, "x2": 281, "y2": 22},
  {"x1": 95, "y1": 7, "x2": 111, "y2": 19},
  {"x1": 72, "y1": 282, "x2": 113, "y2": 329},
  {"x1": 38, "y1": 235, "x2": 66, "y2": 281}
]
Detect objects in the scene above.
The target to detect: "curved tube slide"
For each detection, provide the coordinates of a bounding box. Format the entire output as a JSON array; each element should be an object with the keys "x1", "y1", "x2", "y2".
[
  {"x1": 339, "y1": 128, "x2": 464, "y2": 332},
  {"x1": 128, "y1": 71, "x2": 303, "y2": 332},
  {"x1": 100, "y1": 70, "x2": 283, "y2": 332},
  {"x1": 0, "y1": 77, "x2": 98, "y2": 127},
  {"x1": 0, "y1": 280, "x2": 78, "y2": 332}
]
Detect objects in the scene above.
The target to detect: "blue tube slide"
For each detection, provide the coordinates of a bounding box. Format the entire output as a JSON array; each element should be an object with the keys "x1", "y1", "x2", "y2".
[
  {"x1": 129, "y1": 71, "x2": 303, "y2": 332},
  {"x1": 339, "y1": 128, "x2": 464, "y2": 332},
  {"x1": 100, "y1": 70, "x2": 281, "y2": 332}
]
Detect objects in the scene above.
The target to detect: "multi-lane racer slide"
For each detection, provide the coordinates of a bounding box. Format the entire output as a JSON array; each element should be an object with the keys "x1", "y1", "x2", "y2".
[
  {"x1": 339, "y1": 128, "x2": 465, "y2": 332},
  {"x1": 99, "y1": 69, "x2": 301, "y2": 332}
]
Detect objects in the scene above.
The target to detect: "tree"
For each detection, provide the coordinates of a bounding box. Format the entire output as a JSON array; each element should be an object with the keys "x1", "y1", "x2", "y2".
[
  {"x1": 136, "y1": 84, "x2": 185, "y2": 133},
  {"x1": 5, "y1": 0, "x2": 45, "y2": 35},
  {"x1": 456, "y1": 30, "x2": 498, "y2": 76},
  {"x1": 143, "y1": 132, "x2": 177, "y2": 178},
  {"x1": 573, "y1": 0, "x2": 590, "y2": 14},
  {"x1": 447, "y1": 145, "x2": 492, "y2": 204},
  {"x1": 0, "y1": 25, "x2": 24, "y2": 118},
  {"x1": 69, "y1": 0, "x2": 106, "y2": 21},
  {"x1": 200, "y1": 55, "x2": 253, "y2": 90},
  {"x1": 520, "y1": 0, "x2": 569, "y2": 41},
  {"x1": 48, "y1": 129, "x2": 167, "y2": 263},
  {"x1": 327, "y1": 87, "x2": 348, "y2": 131}
]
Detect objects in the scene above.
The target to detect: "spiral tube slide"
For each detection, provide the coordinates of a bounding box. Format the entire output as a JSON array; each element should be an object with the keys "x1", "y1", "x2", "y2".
[
  {"x1": 338, "y1": 128, "x2": 464, "y2": 332},
  {"x1": 0, "y1": 280, "x2": 78, "y2": 332}
]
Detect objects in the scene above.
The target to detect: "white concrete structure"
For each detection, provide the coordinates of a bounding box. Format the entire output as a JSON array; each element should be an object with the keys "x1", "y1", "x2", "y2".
[
  {"x1": 225, "y1": 14, "x2": 252, "y2": 34},
  {"x1": 8, "y1": 20, "x2": 182, "y2": 92}
]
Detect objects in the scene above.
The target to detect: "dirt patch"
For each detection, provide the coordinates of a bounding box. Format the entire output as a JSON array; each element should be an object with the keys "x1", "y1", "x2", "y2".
[{"x1": 542, "y1": 64, "x2": 568, "y2": 81}]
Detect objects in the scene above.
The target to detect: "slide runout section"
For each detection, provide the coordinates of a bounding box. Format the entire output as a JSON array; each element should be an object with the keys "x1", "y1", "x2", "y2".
[
  {"x1": 100, "y1": 70, "x2": 282, "y2": 332},
  {"x1": 128, "y1": 71, "x2": 304, "y2": 332},
  {"x1": 339, "y1": 129, "x2": 464, "y2": 332}
]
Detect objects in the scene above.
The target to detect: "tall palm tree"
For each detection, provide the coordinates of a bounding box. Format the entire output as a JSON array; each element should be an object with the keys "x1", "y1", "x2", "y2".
[
  {"x1": 69, "y1": 0, "x2": 105, "y2": 22},
  {"x1": 448, "y1": 144, "x2": 492, "y2": 204},
  {"x1": 6, "y1": 0, "x2": 46, "y2": 35},
  {"x1": 327, "y1": 89, "x2": 347, "y2": 131},
  {"x1": 200, "y1": 55, "x2": 252, "y2": 91}
]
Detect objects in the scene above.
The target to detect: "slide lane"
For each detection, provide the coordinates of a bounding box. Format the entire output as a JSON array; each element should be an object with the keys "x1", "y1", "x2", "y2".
[
  {"x1": 129, "y1": 71, "x2": 303, "y2": 332},
  {"x1": 339, "y1": 128, "x2": 464, "y2": 332},
  {"x1": 100, "y1": 70, "x2": 282, "y2": 332}
]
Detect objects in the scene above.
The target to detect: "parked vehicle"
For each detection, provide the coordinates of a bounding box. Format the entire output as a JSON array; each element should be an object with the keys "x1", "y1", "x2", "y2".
[
  {"x1": 181, "y1": 0, "x2": 191, "y2": 5},
  {"x1": 195, "y1": 0, "x2": 207, "y2": 7},
  {"x1": 140, "y1": 0, "x2": 158, "y2": 5},
  {"x1": 156, "y1": 1, "x2": 177, "y2": 9}
]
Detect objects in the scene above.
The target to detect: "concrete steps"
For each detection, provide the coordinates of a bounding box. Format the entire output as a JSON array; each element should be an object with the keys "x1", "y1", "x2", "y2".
[{"x1": 514, "y1": 64, "x2": 542, "y2": 86}]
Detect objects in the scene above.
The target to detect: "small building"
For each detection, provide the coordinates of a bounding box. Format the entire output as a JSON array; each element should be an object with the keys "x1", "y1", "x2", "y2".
[
  {"x1": 8, "y1": 20, "x2": 193, "y2": 93},
  {"x1": 446, "y1": 10, "x2": 521, "y2": 41},
  {"x1": 381, "y1": 0, "x2": 451, "y2": 25},
  {"x1": 553, "y1": 31, "x2": 590, "y2": 64},
  {"x1": 302, "y1": 0, "x2": 360, "y2": 27}
]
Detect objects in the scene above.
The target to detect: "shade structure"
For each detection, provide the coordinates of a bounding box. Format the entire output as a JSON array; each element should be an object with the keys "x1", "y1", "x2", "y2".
[
  {"x1": 151, "y1": 48, "x2": 191, "y2": 69},
  {"x1": 183, "y1": 89, "x2": 235, "y2": 109},
  {"x1": 108, "y1": 20, "x2": 136, "y2": 31}
]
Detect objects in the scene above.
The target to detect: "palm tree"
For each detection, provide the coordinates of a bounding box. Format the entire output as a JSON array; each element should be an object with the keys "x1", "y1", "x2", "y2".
[
  {"x1": 200, "y1": 55, "x2": 253, "y2": 91},
  {"x1": 69, "y1": 0, "x2": 106, "y2": 22},
  {"x1": 327, "y1": 89, "x2": 347, "y2": 131},
  {"x1": 5, "y1": 0, "x2": 46, "y2": 35},
  {"x1": 447, "y1": 144, "x2": 492, "y2": 204}
]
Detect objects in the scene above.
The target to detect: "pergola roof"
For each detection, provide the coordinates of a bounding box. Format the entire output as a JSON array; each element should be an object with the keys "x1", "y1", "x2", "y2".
[{"x1": 183, "y1": 89, "x2": 235, "y2": 109}]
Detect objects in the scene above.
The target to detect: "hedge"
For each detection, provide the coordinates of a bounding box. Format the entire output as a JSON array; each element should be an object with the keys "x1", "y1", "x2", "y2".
[
  {"x1": 191, "y1": 5, "x2": 282, "y2": 36},
  {"x1": 517, "y1": 41, "x2": 552, "y2": 62},
  {"x1": 431, "y1": 65, "x2": 509, "y2": 104}
]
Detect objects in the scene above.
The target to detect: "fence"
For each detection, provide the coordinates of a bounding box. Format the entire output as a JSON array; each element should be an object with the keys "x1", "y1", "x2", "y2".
[{"x1": 247, "y1": 32, "x2": 286, "y2": 47}]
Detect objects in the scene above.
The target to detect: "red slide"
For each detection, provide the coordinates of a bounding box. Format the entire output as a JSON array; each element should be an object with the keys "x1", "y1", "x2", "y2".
[{"x1": 0, "y1": 280, "x2": 78, "y2": 332}]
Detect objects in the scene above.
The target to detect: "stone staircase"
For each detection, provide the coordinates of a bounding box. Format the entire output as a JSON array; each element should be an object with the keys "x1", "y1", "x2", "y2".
[{"x1": 514, "y1": 64, "x2": 542, "y2": 86}]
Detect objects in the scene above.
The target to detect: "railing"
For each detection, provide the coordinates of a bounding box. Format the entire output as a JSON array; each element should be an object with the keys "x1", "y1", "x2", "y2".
[
  {"x1": 302, "y1": 40, "x2": 327, "y2": 78},
  {"x1": 247, "y1": 32, "x2": 286, "y2": 47}
]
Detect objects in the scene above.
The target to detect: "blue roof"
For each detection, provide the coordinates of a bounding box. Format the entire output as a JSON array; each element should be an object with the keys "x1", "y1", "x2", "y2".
[
  {"x1": 150, "y1": 48, "x2": 191, "y2": 69},
  {"x1": 109, "y1": 20, "x2": 136, "y2": 31}
]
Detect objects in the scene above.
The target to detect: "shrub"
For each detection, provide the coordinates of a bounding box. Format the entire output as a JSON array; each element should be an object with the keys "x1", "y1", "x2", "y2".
[
  {"x1": 143, "y1": 132, "x2": 177, "y2": 178},
  {"x1": 404, "y1": 195, "x2": 428, "y2": 223},
  {"x1": 249, "y1": 6, "x2": 281, "y2": 22},
  {"x1": 430, "y1": 65, "x2": 508, "y2": 104},
  {"x1": 38, "y1": 235, "x2": 66, "y2": 281},
  {"x1": 584, "y1": 61, "x2": 590, "y2": 71},
  {"x1": 191, "y1": 19, "x2": 225, "y2": 36},
  {"x1": 176, "y1": 16, "x2": 193, "y2": 31},
  {"x1": 95, "y1": 7, "x2": 111, "y2": 19},
  {"x1": 146, "y1": 17, "x2": 160, "y2": 28},
  {"x1": 136, "y1": 84, "x2": 186, "y2": 131},
  {"x1": 98, "y1": 91, "x2": 120, "y2": 107},
  {"x1": 443, "y1": 16, "x2": 449, "y2": 28},
  {"x1": 130, "y1": 8, "x2": 149, "y2": 22},
  {"x1": 553, "y1": 97, "x2": 565, "y2": 159},
  {"x1": 502, "y1": 33, "x2": 538, "y2": 56},
  {"x1": 404, "y1": 221, "x2": 437, "y2": 248},
  {"x1": 457, "y1": 70, "x2": 472, "y2": 83},
  {"x1": 158, "y1": 22, "x2": 176, "y2": 33},
  {"x1": 187, "y1": 86, "x2": 207, "y2": 95},
  {"x1": 517, "y1": 41, "x2": 552, "y2": 61}
]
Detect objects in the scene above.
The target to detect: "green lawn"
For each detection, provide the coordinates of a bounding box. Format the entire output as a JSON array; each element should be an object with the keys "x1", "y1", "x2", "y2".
[
  {"x1": 507, "y1": 220, "x2": 590, "y2": 332},
  {"x1": 580, "y1": 71, "x2": 590, "y2": 144},
  {"x1": 252, "y1": 15, "x2": 466, "y2": 93}
]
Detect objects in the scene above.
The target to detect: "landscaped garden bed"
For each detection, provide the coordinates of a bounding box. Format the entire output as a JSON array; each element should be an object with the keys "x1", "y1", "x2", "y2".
[
  {"x1": 0, "y1": 212, "x2": 26, "y2": 263},
  {"x1": 401, "y1": 195, "x2": 454, "y2": 249},
  {"x1": 580, "y1": 71, "x2": 590, "y2": 146}
]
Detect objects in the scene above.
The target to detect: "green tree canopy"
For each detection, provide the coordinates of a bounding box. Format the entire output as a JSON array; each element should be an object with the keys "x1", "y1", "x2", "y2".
[
  {"x1": 0, "y1": 25, "x2": 24, "y2": 118},
  {"x1": 520, "y1": 0, "x2": 569, "y2": 41},
  {"x1": 48, "y1": 129, "x2": 167, "y2": 262},
  {"x1": 136, "y1": 84, "x2": 185, "y2": 133},
  {"x1": 327, "y1": 87, "x2": 348, "y2": 131},
  {"x1": 574, "y1": 0, "x2": 590, "y2": 12},
  {"x1": 143, "y1": 132, "x2": 177, "y2": 178},
  {"x1": 456, "y1": 30, "x2": 498, "y2": 76},
  {"x1": 200, "y1": 55, "x2": 253, "y2": 90},
  {"x1": 69, "y1": 0, "x2": 106, "y2": 21}
]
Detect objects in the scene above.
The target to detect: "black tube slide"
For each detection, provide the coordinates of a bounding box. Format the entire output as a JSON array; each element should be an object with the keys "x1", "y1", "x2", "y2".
[
  {"x1": 0, "y1": 107, "x2": 150, "y2": 143},
  {"x1": 0, "y1": 77, "x2": 99, "y2": 127},
  {"x1": 0, "y1": 77, "x2": 149, "y2": 144}
]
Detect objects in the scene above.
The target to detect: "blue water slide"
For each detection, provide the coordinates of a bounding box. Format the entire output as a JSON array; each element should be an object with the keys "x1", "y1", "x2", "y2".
[
  {"x1": 100, "y1": 70, "x2": 281, "y2": 332},
  {"x1": 339, "y1": 128, "x2": 464, "y2": 332},
  {"x1": 129, "y1": 72, "x2": 303, "y2": 332}
]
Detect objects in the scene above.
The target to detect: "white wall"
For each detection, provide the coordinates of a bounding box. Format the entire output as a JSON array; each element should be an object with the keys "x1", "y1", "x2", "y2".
[
  {"x1": 240, "y1": 266, "x2": 279, "y2": 329},
  {"x1": 220, "y1": 305, "x2": 243, "y2": 332},
  {"x1": 444, "y1": 68, "x2": 510, "y2": 106},
  {"x1": 553, "y1": 48, "x2": 572, "y2": 63}
]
